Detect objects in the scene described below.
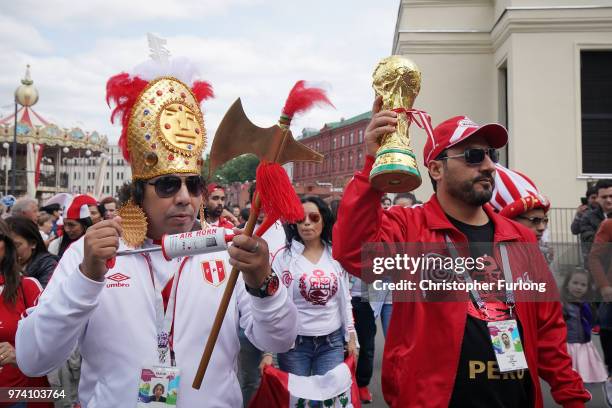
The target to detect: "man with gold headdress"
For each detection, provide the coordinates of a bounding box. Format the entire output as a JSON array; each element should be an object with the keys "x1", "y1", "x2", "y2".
[{"x1": 15, "y1": 57, "x2": 297, "y2": 407}]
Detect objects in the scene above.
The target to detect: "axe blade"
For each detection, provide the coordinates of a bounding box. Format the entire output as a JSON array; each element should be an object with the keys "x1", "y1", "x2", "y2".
[{"x1": 209, "y1": 98, "x2": 323, "y2": 177}]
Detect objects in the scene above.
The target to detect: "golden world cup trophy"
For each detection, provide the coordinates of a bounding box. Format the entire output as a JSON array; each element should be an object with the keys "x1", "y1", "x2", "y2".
[{"x1": 369, "y1": 55, "x2": 423, "y2": 192}]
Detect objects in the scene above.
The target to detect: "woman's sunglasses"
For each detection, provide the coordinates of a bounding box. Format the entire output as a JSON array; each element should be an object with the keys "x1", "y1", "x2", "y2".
[
  {"x1": 297, "y1": 213, "x2": 321, "y2": 224},
  {"x1": 147, "y1": 175, "x2": 204, "y2": 198},
  {"x1": 441, "y1": 148, "x2": 499, "y2": 165}
]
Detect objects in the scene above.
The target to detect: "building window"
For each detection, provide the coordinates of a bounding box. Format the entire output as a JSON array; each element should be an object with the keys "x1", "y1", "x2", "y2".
[
  {"x1": 106, "y1": 172, "x2": 109, "y2": 180},
  {"x1": 581, "y1": 50, "x2": 612, "y2": 174},
  {"x1": 348, "y1": 151, "x2": 353, "y2": 168},
  {"x1": 349, "y1": 132, "x2": 354, "y2": 145},
  {"x1": 341, "y1": 135, "x2": 345, "y2": 147},
  {"x1": 358, "y1": 130, "x2": 364, "y2": 143},
  {"x1": 340, "y1": 153, "x2": 345, "y2": 170},
  {"x1": 358, "y1": 150, "x2": 363, "y2": 165},
  {"x1": 333, "y1": 137, "x2": 337, "y2": 149},
  {"x1": 316, "y1": 141, "x2": 320, "y2": 151}
]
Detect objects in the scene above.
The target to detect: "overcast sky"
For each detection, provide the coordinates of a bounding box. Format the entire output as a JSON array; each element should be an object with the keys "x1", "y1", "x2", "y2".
[{"x1": 0, "y1": 0, "x2": 399, "y2": 151}]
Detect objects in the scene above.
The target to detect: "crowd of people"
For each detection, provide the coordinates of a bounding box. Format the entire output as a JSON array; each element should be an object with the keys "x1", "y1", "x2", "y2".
[{"x1": 0, "y1": 59, "x2": 609, "y2": 408}]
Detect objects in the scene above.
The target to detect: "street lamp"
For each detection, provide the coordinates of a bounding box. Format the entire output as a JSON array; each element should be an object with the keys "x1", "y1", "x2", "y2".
[
  {"x1": 2, "y1": 143, "x2": 9, "y2": 195},
  {"x1": 57, "y1": 146, "x2": 69, "y2": 191},
  {"x1": 84, "y1": 149, "x2": 91, "y2": 193},
  {"x1": 100, "y1": 153, "x2": 108, "y2": 193},
  {"x1": 13, "y1": 65, "x2": 39, "y2": 194},
  {"x1": 109, "y1": 147, "x2": 115, "y2": 196}
]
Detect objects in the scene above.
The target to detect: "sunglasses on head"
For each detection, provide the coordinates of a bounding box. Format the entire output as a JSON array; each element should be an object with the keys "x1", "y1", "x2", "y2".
[
  {"x1": 441, "y1": 148, "x2": 499, "y2": 165},
  {"x1": 517, "y1": 215, "x2": 549, "y2": 226},
  {"x1": 147, "y1": 175, "x2": 204, "y2": 198},
  {"x1": 297, "y1": 213, "x2": 321, "y2": 224}
]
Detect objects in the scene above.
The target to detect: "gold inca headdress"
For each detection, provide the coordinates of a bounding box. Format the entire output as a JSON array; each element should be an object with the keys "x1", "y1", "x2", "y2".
[
  {"x1": 105, "y1": 56, "x2": 214, "y2": 247},
  {"x1": 106, "y1": 63, "x2": 213, "y2": 180}
]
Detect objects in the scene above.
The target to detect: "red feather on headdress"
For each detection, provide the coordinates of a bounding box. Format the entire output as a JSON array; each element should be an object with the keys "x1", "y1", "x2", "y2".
[
  {"x1": 106, "y1": 73, "x2": 148, "y2": 163},
  {"x1": 192, "y1": 81, "x2": 214, "y2": 103}
]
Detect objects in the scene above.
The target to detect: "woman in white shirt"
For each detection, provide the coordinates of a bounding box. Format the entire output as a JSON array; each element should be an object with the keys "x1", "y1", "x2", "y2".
[{"x1": 262, "y1": 197, "x2": 357, "y2": 381}]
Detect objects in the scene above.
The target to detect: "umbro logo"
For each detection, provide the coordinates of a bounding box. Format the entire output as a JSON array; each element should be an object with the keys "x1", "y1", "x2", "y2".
[{"x1": 106, "y1": 272, "x2": 130, "y2": 288}]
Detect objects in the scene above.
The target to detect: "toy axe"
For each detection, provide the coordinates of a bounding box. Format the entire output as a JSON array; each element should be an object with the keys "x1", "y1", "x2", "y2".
[{"x1": 193, "y1": 81, "x2": 331, "y2": 389}]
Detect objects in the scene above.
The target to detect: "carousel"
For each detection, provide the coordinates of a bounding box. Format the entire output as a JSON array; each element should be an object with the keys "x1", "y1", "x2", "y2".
[{"x1": 0, "y1": 65, "x2": 109, "y2": 200}]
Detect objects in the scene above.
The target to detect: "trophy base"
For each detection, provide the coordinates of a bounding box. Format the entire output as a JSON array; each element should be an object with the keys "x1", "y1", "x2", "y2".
[{"x1": 369, "y1": 149, "x2": 422, "y2": 193}]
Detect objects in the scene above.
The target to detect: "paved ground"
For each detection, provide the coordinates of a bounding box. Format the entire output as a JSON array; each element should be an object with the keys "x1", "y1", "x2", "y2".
[{"x1": 365, "y1": 320, "x2": 606, "y2": 407}]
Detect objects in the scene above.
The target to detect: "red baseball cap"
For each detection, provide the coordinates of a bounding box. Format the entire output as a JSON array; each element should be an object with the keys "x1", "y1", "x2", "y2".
[
  {"x1": 423, "y1": 115, "x2": 508, "y2": 165},
  {"x1": 207, "y1": 183, "x2": 224, "y2": 194}
]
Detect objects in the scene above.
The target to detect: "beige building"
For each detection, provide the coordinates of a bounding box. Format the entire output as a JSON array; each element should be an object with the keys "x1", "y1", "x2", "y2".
[{"x1": 393, "y1": 0, "x2": 612, "y2": 216}]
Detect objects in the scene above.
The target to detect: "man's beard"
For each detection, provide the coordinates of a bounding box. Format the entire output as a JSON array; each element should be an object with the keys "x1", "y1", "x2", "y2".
[
  {"x1": 447, "y1": 173, "x2": 495, "y2": 206},
  {"x1": 209, "y1": 206, "x2": 223, "y2": 218}
]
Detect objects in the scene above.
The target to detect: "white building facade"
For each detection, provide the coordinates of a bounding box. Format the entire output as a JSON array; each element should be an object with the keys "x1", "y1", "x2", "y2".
[
  {"x1": 393, "y1": 0, "x2": 612, "y2": 210},
  {"x1": 64, "y1": 145, "x2": 131, "y2": 198}
]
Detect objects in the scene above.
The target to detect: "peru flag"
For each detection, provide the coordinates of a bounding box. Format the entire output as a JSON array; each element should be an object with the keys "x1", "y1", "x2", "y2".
[
  {"x1": 249, "y1": 356, "x2": 360, "y2": 408},
  {"x1": 202, "y1": 260, "x2": 226, "y2": 287}
]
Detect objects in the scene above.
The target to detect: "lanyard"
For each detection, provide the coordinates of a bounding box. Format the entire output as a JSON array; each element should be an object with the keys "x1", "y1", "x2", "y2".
[
  {"x1": 444, "y1": 235, "x2": 515, "y2": 318},
  {"x1": 142, "y1": 253, "x2": 189, "y2": 366}
]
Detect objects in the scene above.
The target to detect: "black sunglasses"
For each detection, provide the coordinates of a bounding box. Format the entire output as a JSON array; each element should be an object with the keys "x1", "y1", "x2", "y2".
[
  {"x1": 441, "y1": 148, "x2": 499, "y2": 165},
  {"x1": 147, "y1": 175, "x2": 204, "y2": 198}
]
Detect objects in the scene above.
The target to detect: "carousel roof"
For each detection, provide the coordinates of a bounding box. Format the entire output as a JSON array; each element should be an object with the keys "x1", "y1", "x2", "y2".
[
  {"x1": 0, "y1": 106, "x2": 49, "y2": 128},
  {"x1": 0, "y1": 66, "x2": 108, "y2": 153}
]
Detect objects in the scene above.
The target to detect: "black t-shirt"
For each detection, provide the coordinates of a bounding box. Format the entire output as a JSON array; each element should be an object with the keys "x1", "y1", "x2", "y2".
[
  {"x1": 447, "y1": 215, "x2": 533, "y2": 408},
  {"x1": 446, "y1": 214, "x2": 494, "y2": 258}
]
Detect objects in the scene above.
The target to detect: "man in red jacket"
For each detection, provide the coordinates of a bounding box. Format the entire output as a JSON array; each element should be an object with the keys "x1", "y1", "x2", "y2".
[{"x1": 332, "y1": 97, "x2": 590, "y2": 408}]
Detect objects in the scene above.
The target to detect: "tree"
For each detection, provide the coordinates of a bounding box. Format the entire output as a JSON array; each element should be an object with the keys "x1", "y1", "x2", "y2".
[{"x1": 201, "y1": 153, "x2": 259, "y2": 184}]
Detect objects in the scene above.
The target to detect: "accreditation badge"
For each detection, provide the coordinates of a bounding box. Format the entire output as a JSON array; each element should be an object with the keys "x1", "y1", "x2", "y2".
[
  {"x1": 137, "y1": 365, "x2": 181, "y2": 407},
  {"x1": 487, "y1": 319, "x2": 528, "y2": 373}
]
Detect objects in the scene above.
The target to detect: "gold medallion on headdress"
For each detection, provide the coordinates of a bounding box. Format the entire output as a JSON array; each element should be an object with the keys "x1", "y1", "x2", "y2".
[{"x1": 127, "y1": 77, "x2": 206, "y2": 180}]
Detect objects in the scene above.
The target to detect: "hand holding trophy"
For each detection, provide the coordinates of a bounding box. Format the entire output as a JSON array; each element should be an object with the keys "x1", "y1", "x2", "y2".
[{"x1": 369, "y1": 55, "x2": 431, "y2": 193}]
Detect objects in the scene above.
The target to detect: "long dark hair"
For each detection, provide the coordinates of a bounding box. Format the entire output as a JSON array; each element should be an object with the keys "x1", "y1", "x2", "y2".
[
  {"x1": 59, "y1": 218, "x2": 92, "y2": 258},
  {"x1": 7, "y1": 216, "x2": 49, "y2": 261},
  {"x1": 285, "y1": 196, "x2": 334, "y2": 248},
  {"x1": 0, "y1": 219, "x2": 22, "y2": 305}
]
